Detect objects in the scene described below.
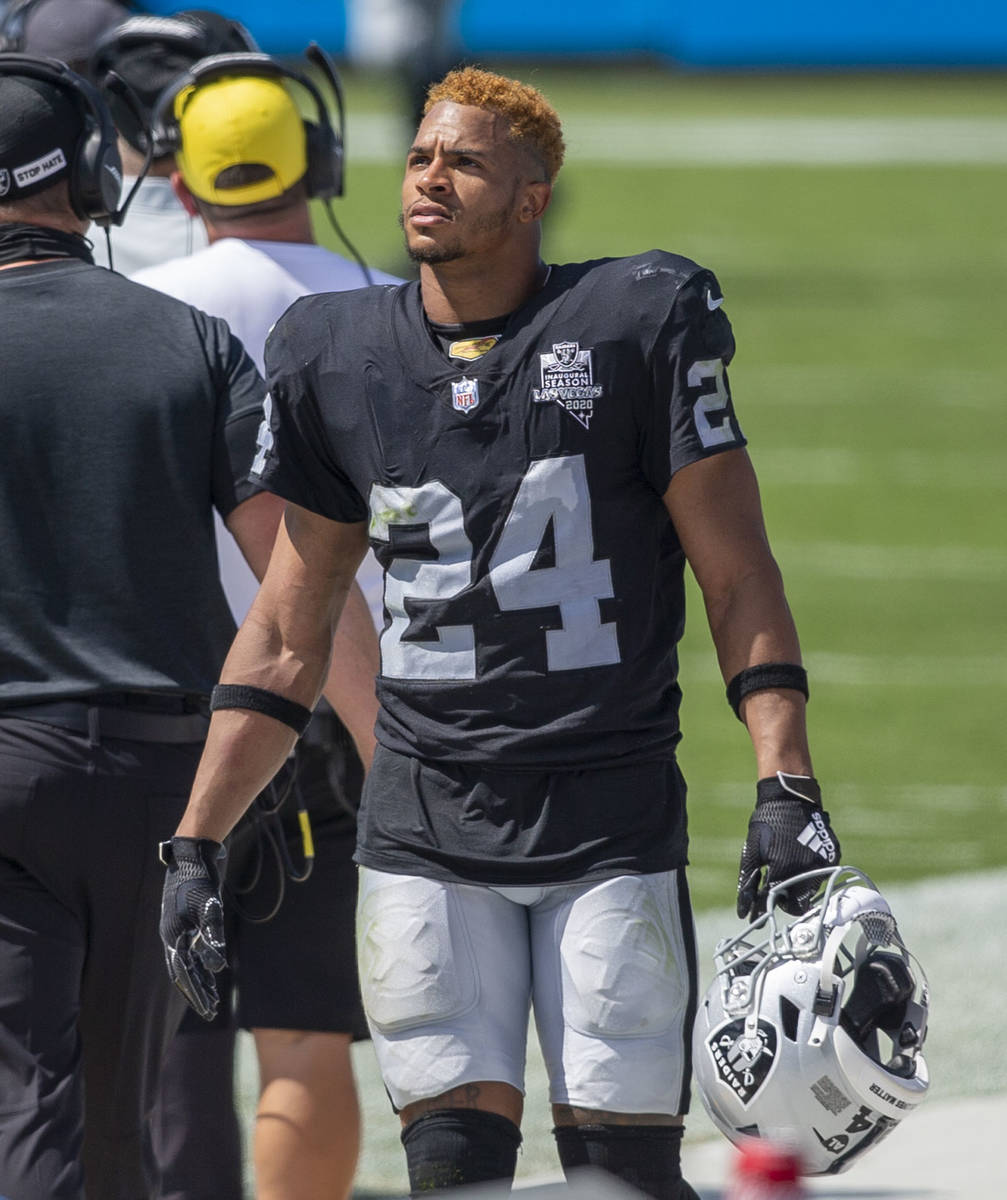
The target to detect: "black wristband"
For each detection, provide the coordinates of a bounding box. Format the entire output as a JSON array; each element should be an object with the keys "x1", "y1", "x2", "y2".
[
  {"x1": 210, "y1": 684, "x2": 312, "y2": 736},
  {"x1": 727, "y1": 662, "x2": 809, "y2": 721}
]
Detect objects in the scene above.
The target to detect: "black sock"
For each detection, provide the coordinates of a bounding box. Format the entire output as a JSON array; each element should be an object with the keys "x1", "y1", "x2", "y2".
[
  {"x1": 553, "y1": 1123, "x2": 699, "y2": 1200},
  {"x1": 401, "y1": 1108, "x2": 522, "y2": 1195}
]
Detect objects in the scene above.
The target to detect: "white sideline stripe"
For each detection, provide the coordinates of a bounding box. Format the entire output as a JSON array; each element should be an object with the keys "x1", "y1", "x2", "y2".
[
  {"x1": 350, "y1": 113, "x2": 1007, "y2": 165},
  {"x1": 807, "y1": 651, "x2": 1002, "y2": 685},
  {"x1": 680, "y1": 650, "x2": 1004, "y2": 685},
  {"x1": 769, "y1": 540, "x2": 1007, "y2": 580},
  {"x1": 740, "y1": 364, "x2": 1005, "y2": 412},
  {"x1": 750, "y1": 448, "x2": 1007, "y2": 490}
]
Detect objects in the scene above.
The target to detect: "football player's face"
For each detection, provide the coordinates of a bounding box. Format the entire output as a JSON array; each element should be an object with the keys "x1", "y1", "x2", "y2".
[{"x1": 401, "y1": 102, "x2": 534, "y2": 264}]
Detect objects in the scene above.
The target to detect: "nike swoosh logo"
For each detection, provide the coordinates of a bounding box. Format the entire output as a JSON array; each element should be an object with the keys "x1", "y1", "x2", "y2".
[{"x1": 706, "y1": 289, "x2": 724, "y2": 310}]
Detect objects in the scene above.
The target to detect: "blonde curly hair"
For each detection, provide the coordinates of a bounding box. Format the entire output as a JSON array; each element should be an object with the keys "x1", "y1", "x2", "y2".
[{"x1": 423, "y1": 67, "x2": 565, "y2": 183}]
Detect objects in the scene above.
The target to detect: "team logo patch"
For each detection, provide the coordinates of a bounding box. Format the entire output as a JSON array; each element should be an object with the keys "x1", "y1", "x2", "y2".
[
  {"x1": 0, "y1": 169, "x2": 9, "y2": 197},
  {"x1": 707, "y1": 1018, "x2": 777, "y2": 1106},
  {"x1": 14, "y1": 146, "x2": 66, "y2": 189},
  {"x1": 449, "y1": 335, "x2": 500, "y2": 361},
  {"x1": 633, "y1": 261, "x2": 676, "y2": 281},
  {"x1": 451, "y1": 376, "x2": 480, "y2": 415},
  {"x1": 532, "y1": 340, "x2": 603, "y2": 429}
]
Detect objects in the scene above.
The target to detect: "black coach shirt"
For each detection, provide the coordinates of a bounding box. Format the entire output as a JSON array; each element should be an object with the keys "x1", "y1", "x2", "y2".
[
  {"x1": 256, "y1": 250, "x2": 746, "y2": 772},
  {"x1": 0, "y1": 259, "x2": 265, "y2": 703}
]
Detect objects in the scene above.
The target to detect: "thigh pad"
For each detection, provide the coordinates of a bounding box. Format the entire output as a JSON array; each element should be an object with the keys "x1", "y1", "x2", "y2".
[
  {"x1": 558, "y1": 873, "x2": 688, "y2": 1038},
  {"x1": 356, "y1": 871, "x2": 478, "y2": 1034}
]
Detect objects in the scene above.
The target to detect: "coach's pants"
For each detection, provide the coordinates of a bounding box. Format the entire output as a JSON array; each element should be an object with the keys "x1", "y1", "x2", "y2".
[{"x1": 0, "y1": 716, "x2": 201, "y2": 1200}]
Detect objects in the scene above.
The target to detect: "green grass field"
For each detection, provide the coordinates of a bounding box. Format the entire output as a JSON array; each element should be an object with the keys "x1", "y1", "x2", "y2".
[
  {"x1": 232, "y1": 66, "x2": 1007, "y2": 1197},
  {"x1": 318, "y1": 65, "x2": 1007, "y2": 912}
]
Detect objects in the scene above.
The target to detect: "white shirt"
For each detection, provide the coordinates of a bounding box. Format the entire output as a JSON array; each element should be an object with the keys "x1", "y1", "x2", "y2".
[
  {"x1": 90, "y1": 176, "x2": 208, "y2": 276},
  {"x1": 133, "y1": 236, "x2": 401, "y2": 625},
  {"x1": 134, "y1": 237, "x2": 398, "y2": 374}
]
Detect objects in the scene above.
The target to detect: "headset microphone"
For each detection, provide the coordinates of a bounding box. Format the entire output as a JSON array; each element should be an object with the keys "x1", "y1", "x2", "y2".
[{"x1": 99, "y1": 69, "x2": 151, "y2": 227}]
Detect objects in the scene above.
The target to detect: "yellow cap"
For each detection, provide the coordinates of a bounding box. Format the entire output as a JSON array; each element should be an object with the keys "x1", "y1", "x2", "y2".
[{"x1": 175, "y1": 75, "x2": 307, "y2": 205}]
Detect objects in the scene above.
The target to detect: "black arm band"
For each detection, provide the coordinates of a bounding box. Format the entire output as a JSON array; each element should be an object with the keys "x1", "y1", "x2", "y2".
[
  {"x1": 726, "y1": 662, "x2": 809, "y2": 722},
  {"x1": 210, "y1": 684, "x2": 313, "y2": 736}
]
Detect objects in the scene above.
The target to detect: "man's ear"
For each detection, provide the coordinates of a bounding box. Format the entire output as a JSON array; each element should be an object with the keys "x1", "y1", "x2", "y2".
[
  {"x1": 519, "y1": 180, "x2": 552, "y2": 223},
  {"x1": 171, "y1": 171, "x2": 199, "y2": 217}
]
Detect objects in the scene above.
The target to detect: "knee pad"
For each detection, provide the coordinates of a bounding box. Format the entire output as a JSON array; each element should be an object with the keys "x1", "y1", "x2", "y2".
[
  {"x1": 554, "y1": 1124, "x2": 696, "y2": 1200},
  {"x1": 401, "y1": 1109, "x2": 522, "y2": 1195}
]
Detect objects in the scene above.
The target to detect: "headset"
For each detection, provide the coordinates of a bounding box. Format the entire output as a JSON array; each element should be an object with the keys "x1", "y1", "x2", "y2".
[
  {"x1": 153, "y1": 43, "x2": 371, "y2": 281},
  {"x1": 91, "y1": 12, "x2": 258, "y2": 69},
  {"x1": 0, "y1": 52, "x2": 142, "y2": 226},
  {"x1": 89, "y1": 11, "x2": 259, "y2": 156},
  {"x1": 0, "y1": 0, "x2": 134, "y2": 55},
  {"x1": 152, "y1": 45, "x2": 346, "y2": 200}
]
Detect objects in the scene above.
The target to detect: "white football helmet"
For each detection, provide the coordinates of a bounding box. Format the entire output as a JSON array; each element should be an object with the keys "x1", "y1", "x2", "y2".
[{"x1": 692, "y1": 865, "x2": 929, "y2": 1175}]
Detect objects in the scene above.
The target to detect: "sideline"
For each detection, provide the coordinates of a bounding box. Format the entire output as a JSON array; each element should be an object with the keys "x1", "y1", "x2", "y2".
[{"x1": 350, "y1": 113, "x2": 1007, "y2": 165}]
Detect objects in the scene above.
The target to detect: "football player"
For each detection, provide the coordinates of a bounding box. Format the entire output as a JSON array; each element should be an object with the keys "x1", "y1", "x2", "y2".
[{"x1": 159, "y1": 67, "x2": 840, "y2": 1200}]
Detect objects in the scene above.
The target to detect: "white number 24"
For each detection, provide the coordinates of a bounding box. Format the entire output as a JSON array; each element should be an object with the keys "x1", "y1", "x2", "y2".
[{"x1": 369, "y1": 455, "x2": 621, "y2": 680}]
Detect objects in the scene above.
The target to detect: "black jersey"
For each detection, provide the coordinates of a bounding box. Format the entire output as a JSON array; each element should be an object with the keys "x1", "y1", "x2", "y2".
[
  {"x1": 257, "y1": 250, "x2": 745, "y2": 770},
  {"x1": 0, "y1": 260, "x2": 264, "y2": 704}
]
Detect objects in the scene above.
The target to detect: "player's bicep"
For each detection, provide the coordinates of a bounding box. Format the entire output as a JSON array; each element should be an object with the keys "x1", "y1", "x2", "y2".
[
  {"x1": 662, "y1": 447, "x2": 777, "y2": 600},
  {"x1": 250, "y1": 503, "x2": 370, "y2": 652},
  {"x1": 225, "y1": 490, "x2": 285, "y2": 582}
]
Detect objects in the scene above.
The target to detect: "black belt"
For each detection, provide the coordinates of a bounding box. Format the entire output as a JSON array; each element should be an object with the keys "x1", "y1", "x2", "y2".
[{"x1": 0, "y1": 698, "x2": 210, "y2": 744}]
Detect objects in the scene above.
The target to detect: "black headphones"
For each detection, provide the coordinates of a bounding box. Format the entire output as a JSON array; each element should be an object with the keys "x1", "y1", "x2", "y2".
[
  {"x1": 152, "y1": 45, "x2": 345, "y2": 200},
  {"x1": 90, "y1": 13, "x2": 258, "y2": 72},
  {"x1": 0, "y1": 52, "x2": 126, "y2": 225},
  {"x1": 0, "y1": 0, "x2": 134, "y2": 55},
  {"x1": 89, "y1": 13, "x2": 259, "y2": 156}
]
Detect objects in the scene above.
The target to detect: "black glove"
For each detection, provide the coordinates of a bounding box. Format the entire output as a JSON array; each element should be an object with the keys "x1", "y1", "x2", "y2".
[
  {"x1": 159, "y1": 836, "x2": 227, "y2": 1021},
  {"x1": 736, "y1": 772, "x2": 840, "y2": 920}
]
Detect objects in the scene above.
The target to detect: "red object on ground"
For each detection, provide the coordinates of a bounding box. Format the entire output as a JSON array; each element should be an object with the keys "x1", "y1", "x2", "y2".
[{"x1": 726, "y1": 1138, "x2": 806, "y2": 1199}]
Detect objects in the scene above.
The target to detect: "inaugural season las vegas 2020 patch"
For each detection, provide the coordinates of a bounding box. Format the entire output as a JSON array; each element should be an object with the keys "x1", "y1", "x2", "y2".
[{"x1": 532, "y1": 341, "x2": 604, "y2": 429}]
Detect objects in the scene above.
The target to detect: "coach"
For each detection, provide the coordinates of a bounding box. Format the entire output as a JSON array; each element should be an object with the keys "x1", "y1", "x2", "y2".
[{"x1": 0, "y1": 52, "x2": 276, "y2": 1199}]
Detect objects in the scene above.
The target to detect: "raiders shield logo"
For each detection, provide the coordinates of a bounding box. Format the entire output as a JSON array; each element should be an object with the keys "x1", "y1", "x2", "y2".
[
  {"x1": 0, "y1": 169, "x2": 9, "y2": 198},
  {"x1": 451, "y1": 376, "x2": 480, "y2": 415},
  {"x1": 707, "y1": 1018, "x2": 777, "y2": 1106}
]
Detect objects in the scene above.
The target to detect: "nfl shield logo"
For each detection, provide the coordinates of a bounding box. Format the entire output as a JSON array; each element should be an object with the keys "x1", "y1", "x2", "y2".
[{"x1": 451, "y1": 376, "x2": 480, "y2": 415}]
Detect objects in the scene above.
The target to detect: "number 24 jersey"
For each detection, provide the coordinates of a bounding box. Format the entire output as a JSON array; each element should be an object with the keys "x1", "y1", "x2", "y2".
[{"x1": 255, "y1": 250, "x2": 746, "y2": 769}]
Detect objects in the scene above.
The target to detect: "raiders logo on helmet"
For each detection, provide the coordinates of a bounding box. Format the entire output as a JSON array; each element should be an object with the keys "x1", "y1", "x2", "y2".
[{"x1": 707, "y1": 1017, "x2": 777, "y2": 1105}]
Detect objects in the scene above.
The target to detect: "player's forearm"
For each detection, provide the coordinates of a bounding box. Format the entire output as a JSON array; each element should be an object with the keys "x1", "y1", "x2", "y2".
[
  {"x1": 704, "y1": 571, "x2": 813, "y2": 778},
  {"x1": 321, "y1": 580, "x2": 380, "y2": 771},
  {"x1": 175, "y1": 707, "x2": 300, "y2": 841},
  {"x1": 177, "y1": 568, "x2": 343, "y2": 841},
  {"x1": 738, "y1": 688, "x2": 813, "y2": 779}
]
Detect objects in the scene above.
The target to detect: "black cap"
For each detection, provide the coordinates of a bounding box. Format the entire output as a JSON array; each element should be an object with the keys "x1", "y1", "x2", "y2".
[
  {"x1": 0, "y1": 72, "x2": 80, "y2": 201},
  {"x1": 18, "y1": 0, "x2": 130, "y2": 68}
]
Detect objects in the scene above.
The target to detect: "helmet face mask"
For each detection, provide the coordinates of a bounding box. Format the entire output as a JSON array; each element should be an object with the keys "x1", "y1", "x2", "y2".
[{"x1": 692, "y1": 866, "x2": 930, "y2": 1175}]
